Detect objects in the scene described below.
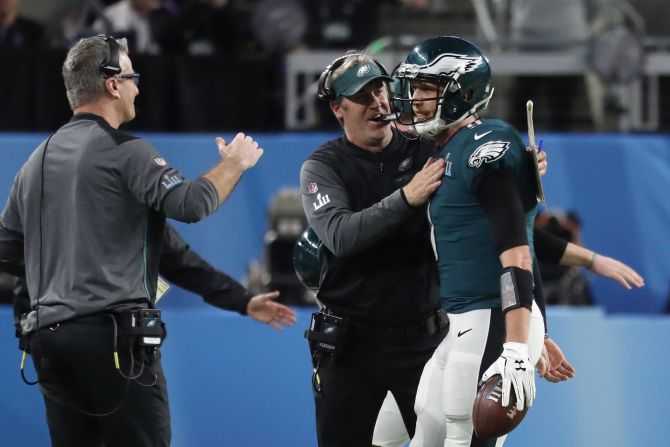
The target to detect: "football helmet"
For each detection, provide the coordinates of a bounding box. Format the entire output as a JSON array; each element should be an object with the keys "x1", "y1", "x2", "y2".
[
  {"x1": 394, "y1": 36, "x2": 494, "y2": 137},
  {"x1": 292, "y1": 227, "x2": 323, "y2": 291}
]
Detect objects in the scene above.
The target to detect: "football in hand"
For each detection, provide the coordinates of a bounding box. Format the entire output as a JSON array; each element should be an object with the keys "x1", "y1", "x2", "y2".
[{"x1": 472, "y1": 374, "x2": 528, "y2": 439}]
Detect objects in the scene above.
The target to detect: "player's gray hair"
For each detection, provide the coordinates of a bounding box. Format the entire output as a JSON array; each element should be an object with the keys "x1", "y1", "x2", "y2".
[{"x1": 62, "y1": 37, "x2": 129, "y2": 111}]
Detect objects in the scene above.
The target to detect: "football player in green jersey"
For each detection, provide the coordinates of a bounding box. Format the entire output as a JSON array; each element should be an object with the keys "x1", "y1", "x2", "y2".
[
  {"x1": 394, "y1": 35, "x2": 544, "y2": 447},
  {"x1": 370, "y1": 36, "x2": 645, "y2": 447}
]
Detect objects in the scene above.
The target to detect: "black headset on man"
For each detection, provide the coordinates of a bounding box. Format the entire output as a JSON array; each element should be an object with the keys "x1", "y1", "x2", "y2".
[{"x1": 316, "y1": 52, "x2": 405, "y2": 126}]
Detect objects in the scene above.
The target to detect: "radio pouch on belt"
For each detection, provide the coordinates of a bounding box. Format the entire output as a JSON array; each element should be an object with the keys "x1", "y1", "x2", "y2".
[
  {"x1": 304, "y1": 311, "x2": 350, "y2": 361},
  {"x1": 117, "y1": 309, "x2": 165, "y2": 347}
]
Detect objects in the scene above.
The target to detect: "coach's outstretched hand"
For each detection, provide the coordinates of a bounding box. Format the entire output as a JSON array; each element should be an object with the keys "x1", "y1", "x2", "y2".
[
  {"x1": 590, "y1": 254, "x2": 645, "y2": 290},
  {"x1": 246, "y1": 291, "x2": 297, "y2": 331},
  {"x1": 216, "y1": 133, "x2": 264, "y2": 171},
  {"x1": 537, "y1": 337, "x2": 576, "y2": 383}
]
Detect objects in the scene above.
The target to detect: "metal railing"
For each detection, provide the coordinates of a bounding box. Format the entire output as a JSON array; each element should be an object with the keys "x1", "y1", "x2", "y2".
[{"x1": 285, "y1": 48, "x2": 670, "y2": 132}]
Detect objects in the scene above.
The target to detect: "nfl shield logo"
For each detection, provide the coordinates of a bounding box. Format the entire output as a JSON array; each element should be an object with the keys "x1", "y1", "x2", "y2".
[
  {"x1": 308, "y1": 182, "x2": 318, "y2": 193},
  {"x1": 153, "y1": 157, "x2": 167, "y2": 166}
]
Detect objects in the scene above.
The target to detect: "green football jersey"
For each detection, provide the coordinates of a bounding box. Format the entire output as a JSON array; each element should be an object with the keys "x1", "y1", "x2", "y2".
[{"x1": 428, "y1": 119, "x2": 538, "y2": 313}]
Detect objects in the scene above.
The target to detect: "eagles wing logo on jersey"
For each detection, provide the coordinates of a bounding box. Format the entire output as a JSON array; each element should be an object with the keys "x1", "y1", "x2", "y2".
[{"x1": 468, "y1": 141, "x2": 510, "y2": 168}]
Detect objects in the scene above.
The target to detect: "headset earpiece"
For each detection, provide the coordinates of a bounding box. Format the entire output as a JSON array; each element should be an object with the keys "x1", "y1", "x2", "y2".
[
  {"x1": 316, "y1": 66, "x2": 333, "y2": 102},
  {"x1": 97, "y1": 35, "x2": 122, "y2": 76},
  {"x1": 317, "y1": 55, "x2": 350, "y2": 102},
  {"x1": 316, "y1": 66, "x2": 334, "y2": 102}
]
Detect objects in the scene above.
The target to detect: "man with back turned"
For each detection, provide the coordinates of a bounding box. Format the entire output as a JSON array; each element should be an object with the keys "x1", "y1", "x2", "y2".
[{"x1": 0, "y1": 35, "x2": 263, "y2": 446}]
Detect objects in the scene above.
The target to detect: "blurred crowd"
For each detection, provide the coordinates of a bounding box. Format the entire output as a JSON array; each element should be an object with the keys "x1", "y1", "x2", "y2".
[
  {"x1": 2, "y1": 0, "x2": 255, "y2": 54},
  {"x1": 5, "y1": 0, "x2": 666, "y2": 53},
  {"x1": 0, "y1": 0, "x2": 437, "y2": 55}
]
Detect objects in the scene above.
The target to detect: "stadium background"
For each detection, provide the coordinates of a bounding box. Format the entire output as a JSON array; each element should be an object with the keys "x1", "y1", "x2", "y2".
[{"x1": 1, "y1": 0, "x2": 670, "y2": 445}]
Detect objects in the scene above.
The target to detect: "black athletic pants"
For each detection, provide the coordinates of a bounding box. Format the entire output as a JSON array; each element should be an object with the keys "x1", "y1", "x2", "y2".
[
  {"x1": 29, "y1": 318, "x2": 170, "y2": 447},
  {"x1": 313, "y1": 326, "x2": 446, "y2": 447}
]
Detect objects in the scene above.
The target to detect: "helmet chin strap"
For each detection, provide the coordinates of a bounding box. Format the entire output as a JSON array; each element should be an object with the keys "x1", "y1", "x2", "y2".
[
  {"x1": 413, "y1": 103, "x2": 448, "y2": 138},
  {"x1": 413, "y1": 87, "x2": 495, "y2": 139}
]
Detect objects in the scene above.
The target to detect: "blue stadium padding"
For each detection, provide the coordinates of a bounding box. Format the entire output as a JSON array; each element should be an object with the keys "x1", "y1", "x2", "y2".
[
  {"x1": 0, "y1": 305, "x2": 669, "y2": 446},
  {"x1": 532, "y1": 134, "x2": 670, "y2": 314},
  {"x1": 0, "y1": 132, "x2": 667, "y2": 314}
]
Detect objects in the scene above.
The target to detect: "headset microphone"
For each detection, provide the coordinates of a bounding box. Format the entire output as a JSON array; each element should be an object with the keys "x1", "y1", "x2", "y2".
[{"x1": 374, "y1": 112, "x2": 400, "y2": 122}]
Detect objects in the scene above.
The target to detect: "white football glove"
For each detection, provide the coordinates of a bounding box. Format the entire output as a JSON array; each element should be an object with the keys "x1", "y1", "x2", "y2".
[{"x1": 481, "y1": 342, "x2": 536, "y2": 411}]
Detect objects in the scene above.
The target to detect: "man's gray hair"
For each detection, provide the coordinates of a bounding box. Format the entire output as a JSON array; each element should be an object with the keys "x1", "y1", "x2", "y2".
[{"x1": 62, "y1": 37, "x2": 129, "y2": 111}]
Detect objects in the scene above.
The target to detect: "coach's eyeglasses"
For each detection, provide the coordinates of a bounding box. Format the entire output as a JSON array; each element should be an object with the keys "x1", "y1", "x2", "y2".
[{"x1": 116, "y1": 73, "x2": 140, "y2": 87}]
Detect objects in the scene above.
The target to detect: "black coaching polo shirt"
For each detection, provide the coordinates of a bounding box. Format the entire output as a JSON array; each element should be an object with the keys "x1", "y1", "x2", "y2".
[{"x1": 300, "y1": 129, "x2": 441, "y2": 327}]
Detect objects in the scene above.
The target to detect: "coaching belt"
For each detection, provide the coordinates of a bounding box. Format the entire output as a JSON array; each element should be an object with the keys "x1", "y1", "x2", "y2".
[{"x1": 350, "y1": 308, "x2": 448, "y2": 343}]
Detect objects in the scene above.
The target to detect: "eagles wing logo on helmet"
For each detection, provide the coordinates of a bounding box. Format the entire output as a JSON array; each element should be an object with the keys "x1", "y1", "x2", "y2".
[
  {"x1": 427, "y1": 53, "x2": 483, "y2": 75},
  {"x1": 468, "y1": 141, "x2": 510, "y2": 168},
  {"x1": 399, "y1": 53, "x2": 483, "y2": 79}
]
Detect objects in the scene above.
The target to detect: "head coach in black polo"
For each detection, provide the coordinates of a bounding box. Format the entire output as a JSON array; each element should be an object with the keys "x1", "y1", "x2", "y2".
[
  {"x1": 0, "y1": 35, "x2": 263, "y2": 446},
  {"x1": 300, "y1": 52, "x2": 449, "y2": 446}
]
